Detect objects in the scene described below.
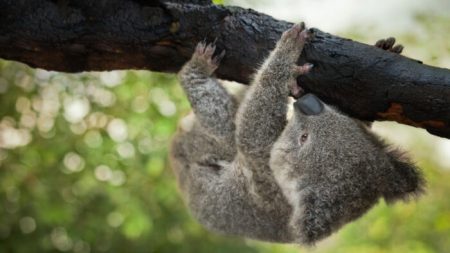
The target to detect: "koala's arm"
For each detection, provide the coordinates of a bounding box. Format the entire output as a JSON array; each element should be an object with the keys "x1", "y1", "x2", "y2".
[
  {"x1": 236, "y1": 23, "x2": 312, "y2": 161},
  {"x1": 178, "y1": 42, "x2": 237, "y2": 143}
]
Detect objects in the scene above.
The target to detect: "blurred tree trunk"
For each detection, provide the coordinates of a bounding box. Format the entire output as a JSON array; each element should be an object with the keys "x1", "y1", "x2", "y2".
[{"x1": 0, "y1": 0, "x2": 449, "y2": 138}]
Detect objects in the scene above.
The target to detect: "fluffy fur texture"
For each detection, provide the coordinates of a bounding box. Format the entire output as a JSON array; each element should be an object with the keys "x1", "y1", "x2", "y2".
[{"x1": 170, "y1": 23, "x2": 424, "y2": 245}]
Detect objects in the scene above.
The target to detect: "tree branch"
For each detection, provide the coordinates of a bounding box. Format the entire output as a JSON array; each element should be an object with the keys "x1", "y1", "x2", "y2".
[{"x1": 0, "y1": 0, "x2": 449, "y2": 138}]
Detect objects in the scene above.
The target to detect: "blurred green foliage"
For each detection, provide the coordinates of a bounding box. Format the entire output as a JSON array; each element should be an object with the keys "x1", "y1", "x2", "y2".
[
  {"x1": 0, "y1": 66, "x2": 269, "y2": 253},
  {"x1": 1, "y1": 1, "x2": 450, "y2": 253}
]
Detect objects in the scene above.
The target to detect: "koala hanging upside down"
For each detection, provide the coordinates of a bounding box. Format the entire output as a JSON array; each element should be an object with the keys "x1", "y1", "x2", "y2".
[{"x1": 170, "y1": 22, "x2": 424, "y2": 245}]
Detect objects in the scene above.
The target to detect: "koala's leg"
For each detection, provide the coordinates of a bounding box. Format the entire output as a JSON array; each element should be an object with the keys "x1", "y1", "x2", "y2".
[
  {"x1": 236, "y1": 22, "x2": 313, "y2": 161},
  {"x1": 178, "y1": 42, "x2": 237, "y2": 143}
]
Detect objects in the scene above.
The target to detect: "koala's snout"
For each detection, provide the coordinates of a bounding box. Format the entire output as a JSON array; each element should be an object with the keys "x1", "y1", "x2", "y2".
[{"x1": 294, "y1": 93, "x2": 324, "y2": 115}]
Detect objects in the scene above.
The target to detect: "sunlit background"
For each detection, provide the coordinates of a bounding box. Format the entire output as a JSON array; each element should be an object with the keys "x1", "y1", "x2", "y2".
[{"x1": 0, "y1": 0, "x2": 449, "y2": 252}]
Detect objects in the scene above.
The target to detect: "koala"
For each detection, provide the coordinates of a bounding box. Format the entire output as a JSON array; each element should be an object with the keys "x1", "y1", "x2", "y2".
[{"x1": 170, "y1": 22, "x2": 424, "y2": 245}]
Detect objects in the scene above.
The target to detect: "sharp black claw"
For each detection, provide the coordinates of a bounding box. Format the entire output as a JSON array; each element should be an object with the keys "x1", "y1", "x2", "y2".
[
  {"x1": 300, "y1": 22, "x2": 305, "y2": 30},
  {"x1": 375, "y1": 39, "x2": 384, "y2": 48},
  {"x1": 214, "y1": 50, "x2": 226, "y2": 63},
  {"x1": 391, "y1": 45, "x2": 404, "y2": 54},
  {"x1": 384, "y1": 37, "x2": 395, "y2": 49},
  {"x1": 374, "y1": 37, "x2": 403, "y2": 54}
]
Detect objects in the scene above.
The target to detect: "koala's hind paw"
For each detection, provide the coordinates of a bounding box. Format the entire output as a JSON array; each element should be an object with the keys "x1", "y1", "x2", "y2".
[
  {"x1": 375, "y1": 37, "x2": 404, "y2": 54},
  {"x1": 193, "y1": 41, "x2": 226, "y2": 74}
]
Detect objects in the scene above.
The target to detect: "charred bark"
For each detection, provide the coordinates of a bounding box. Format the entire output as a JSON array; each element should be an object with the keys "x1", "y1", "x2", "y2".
[{"x1": 0, "y1": 0, "x2": 449, "y2": 138}]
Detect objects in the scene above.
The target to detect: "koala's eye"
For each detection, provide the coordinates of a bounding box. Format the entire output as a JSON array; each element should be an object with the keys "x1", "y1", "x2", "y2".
[{"x1": 300, "y1": 133, "x2": 308, "y2": 144}]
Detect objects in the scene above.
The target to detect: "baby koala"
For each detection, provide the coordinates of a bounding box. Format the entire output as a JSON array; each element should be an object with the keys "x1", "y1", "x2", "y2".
[{"x1": 170, "y1": 22, "x2": 424, "y2": 245}]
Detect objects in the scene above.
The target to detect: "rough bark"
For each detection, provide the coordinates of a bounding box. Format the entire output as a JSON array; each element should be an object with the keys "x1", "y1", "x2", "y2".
[{"x1": 0, "y1": 0, "x2": 449, "y2": 138}]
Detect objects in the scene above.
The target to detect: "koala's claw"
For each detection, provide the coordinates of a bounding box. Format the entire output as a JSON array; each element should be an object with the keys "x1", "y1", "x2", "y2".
[
  {"x1": 287, "y1": 22, "x2": 305, "y2": 36},
  {"x1": 195, "y1": 42, "x2": 215, "y2": 58},
  {"x1": 204, "y1": 44, "x2": 216, "y2": 58},
  {"x1": 376, "y1": 37, "x2": 395, "y2": 49},
  {"x1": 390, "y1": 45, "x2": 404, "y2": 54},
  {"x1": 375, "y1": 37, "x2": 404, "y2": 54},
  {"x1": 295, "y1": 63, "x2": 313, "y2": 75},
  {"x1": 281, "y1": 22, "x2": 311, "y2": 47},
  {"x1": 290, "y1": 83, "x2": 305, "y2": 99},
  {"x1": 212, "y1": 50, "x2": 226, "y2": 65},
  {"x1": 195, "y1": 41, "x2": 206, "y2": 54}
]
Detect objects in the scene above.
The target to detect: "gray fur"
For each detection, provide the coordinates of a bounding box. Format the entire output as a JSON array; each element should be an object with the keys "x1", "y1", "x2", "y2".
[{"x1": 170, "y1": 23, "x2": 424, "y2": 245}]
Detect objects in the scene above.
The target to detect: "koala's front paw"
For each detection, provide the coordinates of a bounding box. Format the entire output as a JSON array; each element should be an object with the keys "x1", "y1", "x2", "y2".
[
  {"x1": 277, "y1": 23, "x2": 313, "y2": 97},
  {"x1": 192, "y1": 41, "x2": 226, "y2": 75},
  {"x1": 375, "y1": 37, "x2": 404, "y2": 54},
  {"x1": 279, "y1": 22, "x2": 312, "y2": 51}
]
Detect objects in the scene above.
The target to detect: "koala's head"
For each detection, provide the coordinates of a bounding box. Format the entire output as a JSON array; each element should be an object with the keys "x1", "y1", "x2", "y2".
[{"x1": 270, "y1": 94, "x2": 424, "y2": 202}]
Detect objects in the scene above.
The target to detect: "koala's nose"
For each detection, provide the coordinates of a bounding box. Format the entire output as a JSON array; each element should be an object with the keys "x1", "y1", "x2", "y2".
[{"x1": 294, "y1": 93, "x2": 324, "y2": 115}]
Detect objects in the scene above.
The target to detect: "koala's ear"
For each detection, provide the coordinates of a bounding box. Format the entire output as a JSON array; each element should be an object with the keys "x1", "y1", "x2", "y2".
[{"x1": 382, "y1": 148, "x2": 425, "y2": 203}]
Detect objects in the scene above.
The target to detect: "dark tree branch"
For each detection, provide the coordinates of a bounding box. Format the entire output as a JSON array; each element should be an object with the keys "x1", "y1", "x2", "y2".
[{"x1": 0, "y1": 0, "x2": 449, "y2": 138}]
